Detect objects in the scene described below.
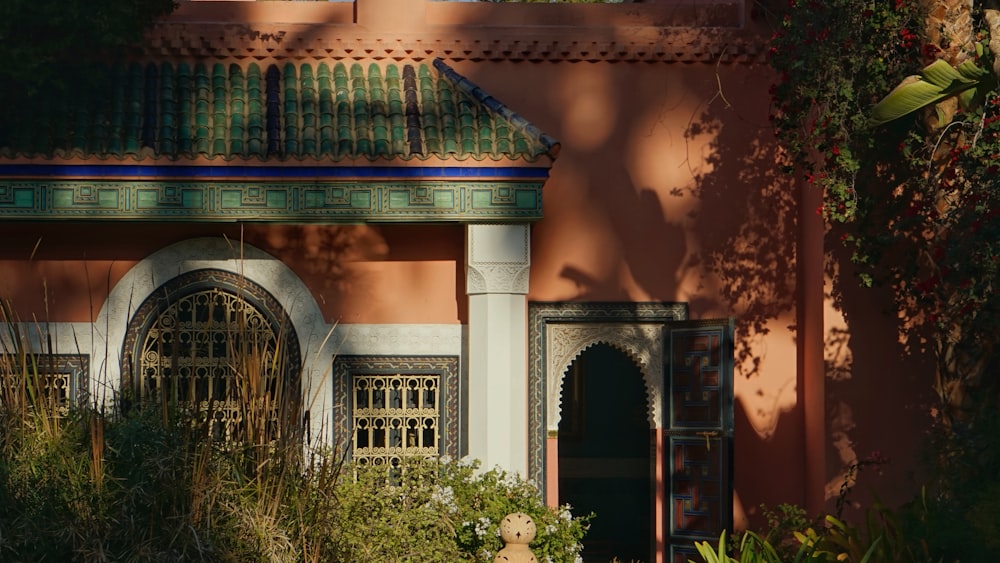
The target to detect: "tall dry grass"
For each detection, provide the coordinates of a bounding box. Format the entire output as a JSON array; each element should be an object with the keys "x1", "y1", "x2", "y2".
[
  {"x1": 0, "y1": 273, "x2": 588, "y2": 562},
  {"x1": 0, "y1": 291, "x2": 348, "y2": 562}
]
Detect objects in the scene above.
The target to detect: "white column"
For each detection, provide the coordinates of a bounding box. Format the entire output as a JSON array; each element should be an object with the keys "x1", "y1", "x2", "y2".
[{"x1": 466, "y1": 224, "x2": 530, "y2": 475}]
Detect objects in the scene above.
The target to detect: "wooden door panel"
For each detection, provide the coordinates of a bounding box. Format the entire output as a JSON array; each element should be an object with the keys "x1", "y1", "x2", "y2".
[{"x1": 665, "y1": 320, "x2": 734, "y2": 552}]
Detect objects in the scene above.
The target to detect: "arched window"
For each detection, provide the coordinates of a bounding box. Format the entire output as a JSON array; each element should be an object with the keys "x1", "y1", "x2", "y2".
[{"x1": 122, "y1": 269, "x2": 301, "y2": 444}]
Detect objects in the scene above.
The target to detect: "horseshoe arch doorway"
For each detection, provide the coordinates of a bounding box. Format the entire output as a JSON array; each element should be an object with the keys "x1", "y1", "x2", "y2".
[{"x1": 557, "y1": 343, "x2": 653, "y2": 562}]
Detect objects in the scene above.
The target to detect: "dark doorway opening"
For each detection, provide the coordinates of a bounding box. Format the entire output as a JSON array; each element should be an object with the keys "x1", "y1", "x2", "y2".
[{"x1": 558, "y1": 343, "x2": 652, "y2": 563}]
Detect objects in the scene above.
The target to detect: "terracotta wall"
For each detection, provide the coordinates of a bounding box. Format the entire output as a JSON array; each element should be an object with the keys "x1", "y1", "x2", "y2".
[
  {"x1": 0, "y1": 223, "x2": 465, "y2": 325},
  {"x1": 458, "y1": 53, "x2": 930, "y2": 522},
  {"x1": 449, "y1": 58, "x2": 804, "y2": 524}
]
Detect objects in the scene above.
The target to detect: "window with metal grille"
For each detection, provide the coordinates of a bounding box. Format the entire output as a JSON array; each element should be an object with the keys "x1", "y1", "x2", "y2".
[
  {"x1": 122, "y1": 269, "x2": 301, "y2": 444},
  {"x1": 352, "y1": 373, "x2": 440, "y2": 465},
  {"x1": 0, "y1": 355, "x2": 88, "y2": 418},
  {"x1": 334, "y1": 356, "x2": 460, "y2": 466}
]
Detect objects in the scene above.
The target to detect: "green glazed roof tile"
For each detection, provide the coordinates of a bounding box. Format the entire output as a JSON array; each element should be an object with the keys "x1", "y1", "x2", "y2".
[
  {"x1": 0, "y1": 59, "x2": 558, "y2": 163},
  {"x1": 230, "y1": 64, "x2": 246, "y2": 157}
]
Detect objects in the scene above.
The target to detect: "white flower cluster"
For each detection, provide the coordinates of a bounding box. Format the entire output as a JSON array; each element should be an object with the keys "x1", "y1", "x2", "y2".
[
  {"x1": 558, "y1": 504, "x2": 574, "y2": 522},
  {"x1": 500, "y1": 471, "x2": 521, "y2": 490},
  {"x1": 473, "y1": 516, "x2": 492, "y2": 538},
  {"x1": 429, "y1": 485, "x2": 458, "y2": 514}
]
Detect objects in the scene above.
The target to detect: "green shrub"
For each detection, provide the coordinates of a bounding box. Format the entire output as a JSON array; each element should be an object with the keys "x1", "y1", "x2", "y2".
[
  {"x1": 328, "y1": 456, "x2": 589, "y2": 563},
  {"x1": 0, "y1": 295, "x2": 590, "y2": 561},
  {"x1": 0, "y1": 416, "x2": 591, "y2": 562}
]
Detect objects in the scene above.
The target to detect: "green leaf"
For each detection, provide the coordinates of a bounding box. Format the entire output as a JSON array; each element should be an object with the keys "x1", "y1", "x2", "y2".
[
  {"x1": 920, "y1": 59, "x2": 974, "y2": 88},
  {"x1": 868, "y1": 59, "x2": 995, "y2": 127},
  {"x1": 869, "y1": 76, "x2": 952, "y2": 126},
  {"x1": 858, "y1": 536, "x2": 883, "y2": 563},
  {"x1": 956, "y1": 60, "x2": 991, "y2": 81}
]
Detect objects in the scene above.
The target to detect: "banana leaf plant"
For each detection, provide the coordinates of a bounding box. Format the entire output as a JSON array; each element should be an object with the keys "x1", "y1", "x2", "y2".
[{"x1": 869, "y1": 57, "x2": 997, "y2": 127}]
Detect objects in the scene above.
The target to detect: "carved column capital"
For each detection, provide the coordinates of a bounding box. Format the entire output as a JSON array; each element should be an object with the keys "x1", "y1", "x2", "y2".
[{"x1": 466, "y1": 224, "x2": 530, "y2": 295}]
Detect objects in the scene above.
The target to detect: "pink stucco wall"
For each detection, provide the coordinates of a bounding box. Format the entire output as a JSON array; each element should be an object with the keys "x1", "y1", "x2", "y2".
[
  {"x1": 455, "y1": 59, "x2": 805, "y2": 525},
  {"x1": 0, "y1": 224, "x2": 465, "y2": 325}
]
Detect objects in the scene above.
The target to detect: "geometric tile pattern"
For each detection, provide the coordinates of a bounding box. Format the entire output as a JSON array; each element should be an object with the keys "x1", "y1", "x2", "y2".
[
  {"x1": 0, "y1": 179, "x2": 543, "y2": 222},
  {"x1": 666, "y1": 321, "x2": 734, "y2": 548},
  {"x1": 669, "y1": 329, "x2": 724, "y2": 429},
  {"x1": 669, "y1": 436, "x2": 726, "y2": 539}
]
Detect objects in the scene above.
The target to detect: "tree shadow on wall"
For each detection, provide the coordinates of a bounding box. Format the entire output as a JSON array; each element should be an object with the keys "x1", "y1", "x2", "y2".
[
  {"x1": 822, "y1": 225, "x2": 936, "y2": 515},
  {"x1": 240, "y1": 223, "x2": 467, "y2": 323},
  {"x1": 557, "y1": 186, "x2": 687, "y2": 303},
  {"x1": 679, "y1": 73, "x2": 797, "y2": 380}
]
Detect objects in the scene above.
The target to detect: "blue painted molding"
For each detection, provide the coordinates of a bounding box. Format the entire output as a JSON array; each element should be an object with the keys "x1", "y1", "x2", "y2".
[{"x1": 0, "y1": 164, "x2": 550, "y2": 180}]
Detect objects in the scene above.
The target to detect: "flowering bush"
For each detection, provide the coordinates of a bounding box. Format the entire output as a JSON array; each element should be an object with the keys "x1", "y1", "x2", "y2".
[
  {"x1": 768, "y1": 0, "x2": 921, "y2": 224},
  {"x1": 769, "y1": 0, "x2": 1000, "y2": 557},
  {"x1": 442, "y1": 457, "x2": 589, "y2": 563},
  {"x1": 331, "y1": 456, "x2": 589, "y2": 563},
  {"x1": 770, "y1": 0, "x2": 1000, "y2": 415}
]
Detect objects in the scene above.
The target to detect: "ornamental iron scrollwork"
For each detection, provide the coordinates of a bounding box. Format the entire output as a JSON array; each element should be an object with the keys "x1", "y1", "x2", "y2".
[
  {"x1": 122, "y1": 269, "x2": 301, "y2": 444},
  {"x1": 0, "y1": 354, "x2": 89, "y2": 419},
  {"x1": 352, "y1": 373, "x2": 440, "y2": 466},
  {"x1": 333, "y1": 355, "x2": 460, "y2": 464}
]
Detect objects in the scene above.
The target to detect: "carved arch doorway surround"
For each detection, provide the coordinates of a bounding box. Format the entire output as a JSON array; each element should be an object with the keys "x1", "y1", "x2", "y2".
[{"x1": 528, "y1": 302, "x2": 734, "y2": 563}]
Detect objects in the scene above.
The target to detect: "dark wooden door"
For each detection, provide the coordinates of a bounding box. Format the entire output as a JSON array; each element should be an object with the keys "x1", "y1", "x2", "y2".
[{"x1": 665, "y1": 320, "x2": 734, "y2": 563}]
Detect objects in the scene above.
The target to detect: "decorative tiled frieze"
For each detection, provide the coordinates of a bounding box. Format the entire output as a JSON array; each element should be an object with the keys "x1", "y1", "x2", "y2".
[{"x1": 0, "y1": 180, "x2": 543, "y2": 222}]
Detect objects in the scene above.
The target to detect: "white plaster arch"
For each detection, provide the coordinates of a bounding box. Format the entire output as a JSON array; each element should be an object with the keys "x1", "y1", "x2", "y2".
[
  {"x1": 545, "y1": 323, "x2": 664, "y2": 432},
  {"x1": 87, "y1": 237, "x2": 334, "y2": 439}
]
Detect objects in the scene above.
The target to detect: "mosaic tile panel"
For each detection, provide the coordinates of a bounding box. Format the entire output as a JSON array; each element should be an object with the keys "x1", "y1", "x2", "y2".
[{"x1": 0, "y1": 180, "x2": 543, "y2": 222}]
